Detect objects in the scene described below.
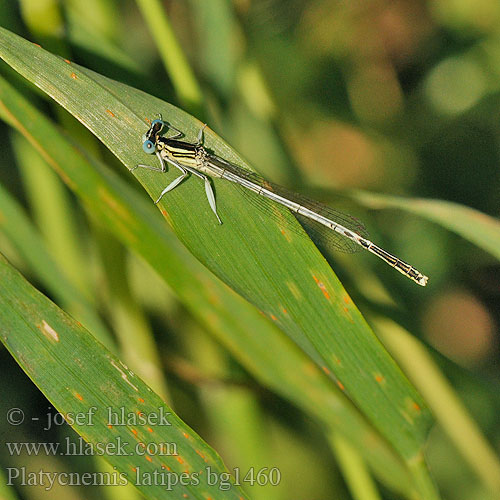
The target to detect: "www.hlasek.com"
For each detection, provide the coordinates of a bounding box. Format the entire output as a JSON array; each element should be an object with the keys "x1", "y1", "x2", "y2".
[
  {"x1": 6, "y1": 436, "x2": 177, "y2": 457},
  {"x1": 5, "y1": 466, "x2": 281, "y2": 491}
]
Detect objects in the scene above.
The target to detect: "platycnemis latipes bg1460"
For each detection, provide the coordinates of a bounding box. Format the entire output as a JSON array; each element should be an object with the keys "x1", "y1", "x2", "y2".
[{"x1": 132, "y1": 117, "x2": 428, "y2": 287}]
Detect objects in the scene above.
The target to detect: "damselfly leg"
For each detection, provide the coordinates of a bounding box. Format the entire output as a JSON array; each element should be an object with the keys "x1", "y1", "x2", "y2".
[
  {"x1": 135, "y1": 120, "x2": 222, "y2": 224},
  {"x1": 132, "y1": 151, "x2": 167, "y2": 173},
  {"x1": 154, "y1": 163, "x2": 189, "y2": 204},
  {"x1": 196, "y1": 123, "x2": 208, "y2": 145},
  {"x1": 136, "y1": 117, "x2": 428, "y2": 285}
]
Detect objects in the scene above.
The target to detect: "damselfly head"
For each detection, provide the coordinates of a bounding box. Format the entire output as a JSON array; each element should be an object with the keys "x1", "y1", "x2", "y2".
[{"x1": 142, "y1": 118, "x2": 165, "y2": 153}]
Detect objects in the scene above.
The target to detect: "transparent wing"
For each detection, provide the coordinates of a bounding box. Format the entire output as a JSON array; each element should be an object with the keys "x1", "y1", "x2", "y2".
[{"x1": 206, "y1": 155, "x2": 369, "y2": 254}]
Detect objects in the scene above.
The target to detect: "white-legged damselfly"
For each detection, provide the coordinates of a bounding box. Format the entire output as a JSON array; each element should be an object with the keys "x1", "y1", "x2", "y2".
[{"x1": 133, "y1": 118, "x2": 428, "y2": 286}]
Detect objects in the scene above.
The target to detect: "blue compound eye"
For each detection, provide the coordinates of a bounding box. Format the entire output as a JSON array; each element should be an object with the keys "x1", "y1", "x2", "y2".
[
  {"x1": 142, "y1": 140, "x2": 155, "y2": 154},
  {"x1": 151, "y1": 119, "x2": 163, "y2": 127}
]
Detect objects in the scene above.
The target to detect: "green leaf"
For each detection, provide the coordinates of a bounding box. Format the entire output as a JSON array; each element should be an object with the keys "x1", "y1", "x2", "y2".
[
  {"x1": 0, "y1": 27, "x2": 432, "y2": 463},
  {"x1": 0, "y1": 181, "x2": 114, "y2": 347},
  {"x1": 0, "y1": 74, "x2": 415, "y2": 496},
  {"x1": 0, "y1": 252, "x2": 247, "y2": 500},
  {"x1": 349, "y1": 191, "x2": 500, "y2": 261}
]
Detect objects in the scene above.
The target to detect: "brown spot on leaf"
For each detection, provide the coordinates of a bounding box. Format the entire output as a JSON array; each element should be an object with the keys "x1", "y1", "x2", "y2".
[
  {"x1": 313, "y1": 275, "x2": 330, "y2": 300},
  {"x1": 39, "y1": 320, "x2": 59, "y2": 342}
]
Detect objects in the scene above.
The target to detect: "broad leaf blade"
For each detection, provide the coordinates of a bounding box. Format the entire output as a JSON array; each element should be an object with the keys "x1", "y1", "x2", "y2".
[
  {"x1": 0, "y1": 252, "x2": 247, "y2": 500},
  {"x1": 0, "y1": 74, "x2": 414, "y2": 495},
  {"x1": 0, "y1": 27, "x2": 432, "y2": 461}
]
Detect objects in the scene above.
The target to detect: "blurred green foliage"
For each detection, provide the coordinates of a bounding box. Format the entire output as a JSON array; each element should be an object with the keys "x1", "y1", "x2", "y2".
[{"x1": 0, "y1": 1, "x2": 499, "y2": 500}]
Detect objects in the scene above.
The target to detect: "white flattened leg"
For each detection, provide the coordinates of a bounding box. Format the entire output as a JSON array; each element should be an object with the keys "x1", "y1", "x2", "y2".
[
  {"x1": 154, "y1": 170, "x2": 189, "y2": 204},
  {"x1": 204, "y1": 177, "x2": 222, "y2": 224},
  {"x1": 183, "y1": 165, "x2": 222, "y2": 224},
  {"x1": 154, "y1": 159, "x2": 189, "y2": 204},
  {"x1": 196, "y1": 123, "x2": 208, "y2": 145},
  {"x1": 155, "y1": 151, "x2": 168, "y2": 172},
  {"x1": 164, "y1": 156, "x2": 189, "y2": 174},
  {"x1": 163, "y1": 155, "x2": 222, "y2": 224}
]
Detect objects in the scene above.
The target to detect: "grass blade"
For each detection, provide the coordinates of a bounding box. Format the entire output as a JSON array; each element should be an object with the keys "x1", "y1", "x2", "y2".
[
  {"x1": 350, "y1": 191, "x2": 500, "y2": 261},
  {"x1": 0, "y1": 251, "x2": 248, "y2": 499},
  {"x1": 0, "y1": 72, "x2": 417, "y2": 496},
  {"x1": 0, "y1": 27, "x2": 432, "y2": 465}
]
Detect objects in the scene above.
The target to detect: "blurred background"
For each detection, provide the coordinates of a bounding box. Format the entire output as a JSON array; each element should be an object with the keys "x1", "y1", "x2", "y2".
[{"x1": 0, "y1": 1, "x2": 499, "y2": 499}]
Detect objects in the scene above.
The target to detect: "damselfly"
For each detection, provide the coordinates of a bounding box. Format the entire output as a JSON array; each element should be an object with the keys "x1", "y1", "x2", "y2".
[{"x1": 132, "y1": 117, "x2": 428, "y2": 286}]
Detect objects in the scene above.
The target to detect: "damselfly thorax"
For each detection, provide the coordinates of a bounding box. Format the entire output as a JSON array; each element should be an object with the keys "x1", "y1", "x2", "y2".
[{"x1": 133, "y1": 118, "x2": 429, "y2": 286}]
